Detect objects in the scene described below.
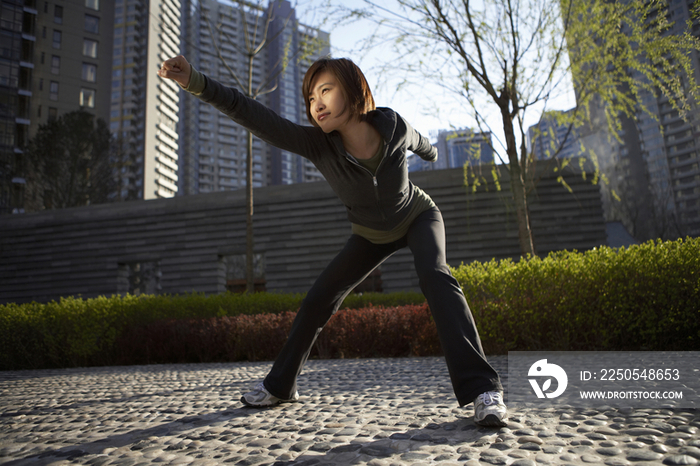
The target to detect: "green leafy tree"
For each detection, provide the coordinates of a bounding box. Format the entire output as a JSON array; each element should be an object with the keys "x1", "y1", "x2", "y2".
[
  {"x1": 25, "y1": 110, "x2": 115, "y2": 211},
  {"x1": 337, "y1": 0, "x2": 700, "y2": 256}
]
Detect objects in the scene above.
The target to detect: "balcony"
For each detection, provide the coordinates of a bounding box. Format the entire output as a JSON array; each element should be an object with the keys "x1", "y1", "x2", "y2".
[
  {"x1": 18, "y1": 68, "x2": 31, "y2": 92},
  {"x1": 22, "y1": 11, "x2": 35, "y2": 37},
  {"x1": 15, "y1": 124, "x2": 28, "y2": 148},
  {"x1": 20, "y1": 39, "x2": 33, "y2": 63}
]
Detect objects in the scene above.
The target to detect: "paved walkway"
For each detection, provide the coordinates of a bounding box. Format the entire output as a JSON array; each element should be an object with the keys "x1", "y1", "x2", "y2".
[{"x1": 0, "y1": 357, "x2": 698, "y2": 465}]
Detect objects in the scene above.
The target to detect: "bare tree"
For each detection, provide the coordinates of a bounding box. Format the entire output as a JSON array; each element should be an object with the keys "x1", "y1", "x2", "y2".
[
  {"x1": 603, "y1": 159, "x2": 684, "y2": 241},
  {"x1": 336, "y1": 0, "x2": 700, "y2": 256},
  {"x1": 192, "y1": 0, "x2": 327, "y2": 292}
]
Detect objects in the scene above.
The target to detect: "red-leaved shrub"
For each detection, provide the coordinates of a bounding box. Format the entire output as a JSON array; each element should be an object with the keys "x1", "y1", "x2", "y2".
[
  {"x1": 314, "y1": 304, "x2": 440, "y2": 359},
  {"x1": 112, "y1": 304, "x2": 440, "y2": 365}
]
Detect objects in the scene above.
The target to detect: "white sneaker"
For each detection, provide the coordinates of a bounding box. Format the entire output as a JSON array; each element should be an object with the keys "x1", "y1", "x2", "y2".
[
  {"x1": 474, "y1": 391, "x2": 508, "y2": 427},
  {"x1": 240, "y1": 382, "x2": 299, "y2": 407}
]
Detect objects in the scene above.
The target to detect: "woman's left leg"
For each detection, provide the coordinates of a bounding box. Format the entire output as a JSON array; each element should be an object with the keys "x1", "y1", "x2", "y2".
[{"x1": 406, "y1": 207, "x2": 503, "y2": 406}]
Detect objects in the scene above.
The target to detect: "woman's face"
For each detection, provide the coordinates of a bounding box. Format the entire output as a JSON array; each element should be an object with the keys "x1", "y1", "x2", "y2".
[{"x1": 308, "y1": 70, "x2": 348, "y2": 133}]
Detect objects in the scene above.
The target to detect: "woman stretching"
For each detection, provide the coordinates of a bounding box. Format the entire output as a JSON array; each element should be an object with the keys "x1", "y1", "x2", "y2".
[{"x1": 158, "y1": 55, "x2": 508, "y2": 427}]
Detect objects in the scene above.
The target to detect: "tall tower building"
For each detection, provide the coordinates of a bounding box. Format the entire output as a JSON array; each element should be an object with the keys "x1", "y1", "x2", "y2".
[
  {"x1": 527, "y1": 110, "x2": 588, "y2": 161},
  {"x1": 594, "y1": 0, "x2": 700, "y2": 239},
  {"x1": 180, "y1": 0, "x2": 268, "y2": 195},
  {"x1": 0, "y1": 0, "x2": 113, "y2": 213},
  {"x1": 635, "y1": 0, "x2": 700, "y2": 238},
  {"x1": 409, "y1": 128, "x2": 491, "y2": 173},
  {"x1": 179, "y1": 0, "x2": 328, "y2": 196},
  {"x1": 110, "y1": 0, "x2": 182, "y2": 201},
  {"x1": 545, "y1": 0, "x2": 700, "y2": 240},
  {"x1": 266, "y1": 0, "x2": 328, "y2": 186}
]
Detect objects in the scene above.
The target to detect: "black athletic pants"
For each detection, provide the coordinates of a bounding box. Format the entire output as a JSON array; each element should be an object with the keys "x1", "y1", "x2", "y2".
[{"x1": 263, "y1": 207, "x2": 502, "y2": 406}]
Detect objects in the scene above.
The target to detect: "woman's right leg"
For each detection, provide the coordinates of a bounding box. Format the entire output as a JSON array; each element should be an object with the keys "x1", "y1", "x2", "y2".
[{"x1": 263, "y1": 235, "x2": 396, "y2": 400}]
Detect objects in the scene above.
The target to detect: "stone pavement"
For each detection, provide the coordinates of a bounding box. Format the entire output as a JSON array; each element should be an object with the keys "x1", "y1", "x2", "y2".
[{"x1": 0, "y1": 356, "x2": 698, "y2": 466}]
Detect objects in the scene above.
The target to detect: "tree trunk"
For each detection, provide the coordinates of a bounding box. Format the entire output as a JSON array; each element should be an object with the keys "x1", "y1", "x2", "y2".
[
  {"x1": 501, "y1": 106, "x2": 537, "y2": 257},
  {"x1": 245, "y1": 130, "x2": 255, "y2": 293},
  {"x1": 246, "y1": 54, "x2": 255, "y2": 293}
]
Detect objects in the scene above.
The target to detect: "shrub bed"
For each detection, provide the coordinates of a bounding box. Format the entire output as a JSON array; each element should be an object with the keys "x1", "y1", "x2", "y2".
[
  {"x1": 111, "y1": 304, "x2": 440, "y2": 366},
  {"x1": 0, "y1": 238, "x2": 697, "y2": 370},
  {"x1": 0, "y1": 292, "x2": 426, "y2": 370},
  {"x1": 454, "y1": 237, "x2": 699, "y2": 354}
]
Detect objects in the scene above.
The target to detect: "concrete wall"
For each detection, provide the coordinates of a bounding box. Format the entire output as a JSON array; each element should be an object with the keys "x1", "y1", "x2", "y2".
[{"x1": 0, "y1": 163, "x2": 608, "y2": 304}]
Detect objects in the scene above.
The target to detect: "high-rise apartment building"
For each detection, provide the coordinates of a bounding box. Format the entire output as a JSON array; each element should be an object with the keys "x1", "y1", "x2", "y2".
[
  {"x1": 110, "y1": 0, "x2": 182, "y2": 201},
  {"x1": 629, "y1": 0, "x2": 700, "y2": 238},
  {"x1": 0, "y1": 0, "x2": 113, "y2": 213},
  {"x1": 266, "y1": 0, "x2": 328, "y2": 186},
  {"x1": 527, "y1": 110, "x2": 588, "y2": 161},
  {"x1": 179, "y1": 0, "x2": 329, "y2": 195},
  {"x1": 1, "y1": 0, "x2": 327, "y2": 212},
  {"x1": 528, "y1": 0, "x2": 700, "y2": 240},
  {"x1": 408, "y1": 128, "x2": 491, "y2": 172},
  {"x1": 585, "y1": 0, "x2": 700, "y2": 240}
]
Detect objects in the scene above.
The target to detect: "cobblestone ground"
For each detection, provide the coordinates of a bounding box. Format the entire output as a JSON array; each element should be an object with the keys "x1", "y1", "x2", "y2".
[{"x1": 1, "y1": 357, "x2": 698, "y2": 465}]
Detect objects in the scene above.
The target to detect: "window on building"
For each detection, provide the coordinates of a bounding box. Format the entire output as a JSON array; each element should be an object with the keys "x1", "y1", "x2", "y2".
[
  {"x1": 51, "y1": 55, "x2": 60, "y2": 74},
  {"x1": 52, "y1": 30, "x2": 61, "y2": 49},
  {"x1": 83, "y1": 39, "x2": 98, "y2": 57},
  {"x1": 0, "y1": 62, "x2": 19, "y2": 87},
  {"x1": 117, "y1": 261, "x2": 162, "y2": 295},
  {"x1": 80, "y1": 88, "x2": 95, "y2": 108},
  {"x1": 54, "y1": 5, "x2": 63, "y2": 24},
  {"x1": 223, "y1": 254, "x2": 266, "y2": 293},
  {"x1": 1, "y1": 6, "x2": 21, "y2": 31},
  {"x1": 0, "y1": 121, "x2": 14, "y2": 146},
  {"x1": 84, "y1": 14, "x2": 99, "y2": 33},
  {"x1": 48, "y1": 107, "x2": 57, "y2": 120},
  {"x1": 85, "y1": 0, "x2": 99, "y2": 10},
  {"x1": 49, "y1": 81, "x2": 59, "y2": 101},
  {"x1": 82, "y1": 63, "x2": 96, "y2": 82}
]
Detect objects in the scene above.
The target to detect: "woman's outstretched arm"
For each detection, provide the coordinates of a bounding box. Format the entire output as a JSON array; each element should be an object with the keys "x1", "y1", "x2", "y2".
[{"x1": 158, "y1": 55, "x2": 324, "y2": 160}]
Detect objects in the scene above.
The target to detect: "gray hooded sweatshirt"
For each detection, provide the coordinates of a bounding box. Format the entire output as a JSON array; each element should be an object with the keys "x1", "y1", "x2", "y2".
[{"x1": 192, "y1": 71, "x2": 438, "y2": 232}]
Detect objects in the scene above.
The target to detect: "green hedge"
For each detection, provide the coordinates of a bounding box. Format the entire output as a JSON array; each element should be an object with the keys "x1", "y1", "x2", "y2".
[
  {"x1": 454, "y1": 237, "x2": 699, "y2": 354},
  {"x1": 0, "y1": 238, "x2": 697, "y2": 370},
  {"x1": 0, "y1": 291, "x2": 425, "y2": 370}
]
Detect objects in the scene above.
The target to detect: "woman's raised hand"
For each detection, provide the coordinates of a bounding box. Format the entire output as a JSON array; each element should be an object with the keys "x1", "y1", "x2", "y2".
[{"x1": 158, "y1": 55, "x2": 192, "y2": 88}]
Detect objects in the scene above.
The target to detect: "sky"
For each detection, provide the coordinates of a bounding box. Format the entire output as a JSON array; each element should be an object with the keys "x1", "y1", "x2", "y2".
[
  {"x1": 294, "y1": 0, "x2": 578, "y2": 157},
  {"x1": 296, "y1": 0, "x2": 467, "y2": 140}
]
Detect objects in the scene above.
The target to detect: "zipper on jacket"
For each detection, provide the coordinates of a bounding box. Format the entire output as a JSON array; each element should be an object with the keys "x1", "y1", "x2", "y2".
[{"x1": 346, "y1": 154, "x2": 386, "y2": 221}]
